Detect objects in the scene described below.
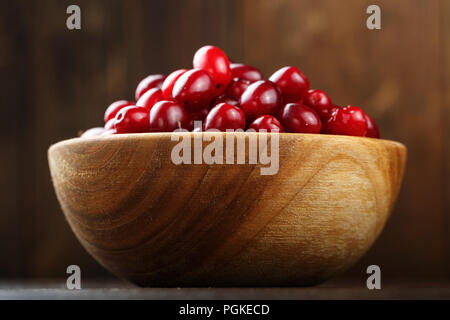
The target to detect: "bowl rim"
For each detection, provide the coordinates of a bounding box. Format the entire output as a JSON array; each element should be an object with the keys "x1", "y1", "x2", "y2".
[{"x1": 49, "y1": 132, "x2": 406, "y2": 153}]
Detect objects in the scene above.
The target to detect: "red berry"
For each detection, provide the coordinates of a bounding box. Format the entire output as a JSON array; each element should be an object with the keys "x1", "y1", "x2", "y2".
[
  {"x1": 161, "y1": 69, "x2": 188, "y2": 99},
  {"x1": 249, "y1": 115, "x2": 284, "y2": 132},
  {"x1": 304, "y1": 89, "x2": 332, "y2": 118},
  {"x1": 226, "y1": 79, "x2": 250, "y2": 100},
  {"x1": 193, "y1": 45, "x2": 232, "y2": 94},
  {"x1": 211, "y1": 95, "x2": 239, "y2": 107},
  {"x1": 239, "y1": 80, "x2": 282, "y2": 120},
  {"x1": 149, "y1": 100, "x2": 191, "y2": 132},
  {"x1": 135, "y1": 74, "x2": 166, "y2": 100},
  {"x1": 323, "y1": 105, "x2": 367, "y2": 137},
  {"x1": 81, "y1": 127, "x2": 106, "y2": 138},
  {"x1": 136, "y1": 88, "x2": 164, "y2": 111},
  {"x1": 114, "y1": 106, "x2": 150, "y2": 134},
  {"x1": 104, "y1": 118, "x2": 115, "y2": 130},
  {"x1": 320, "y1": 105, "x2": 340, "y2": 122},
  {"x1": 204, "y1": 103, "x2": 246, "y2": 131},
  {"x1": 269, "y1": 66, "x2": 309, "y2": 103},
  {"x1": 279, "y1": 103, "x2": 321, "y2": 133},
  {"x1": 104, "y1": 100, "x2": 134, "y2": 123},
  {"x1": 364, "y1": 113, "x2": 380, "y2": 138},
  {"x1": 319, "y1": 105, "x2": 339, "y2": 134},
  {"x1": 230, "y1": 63, "x2": 263, "y2": 82},
  {"x1": 172, "y1": 69, "x2": 216, "y2": 112}
]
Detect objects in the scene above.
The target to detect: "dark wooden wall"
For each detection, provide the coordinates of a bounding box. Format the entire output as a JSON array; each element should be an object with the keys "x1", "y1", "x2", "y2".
[{"x1": 0, "y1": 0, "x2": 448, "y2": 280}]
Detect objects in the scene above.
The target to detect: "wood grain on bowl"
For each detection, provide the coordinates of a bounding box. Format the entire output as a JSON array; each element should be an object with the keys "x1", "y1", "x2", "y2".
[{"x1": 48, "y1": 133, "x2": 406, "y2": 286}]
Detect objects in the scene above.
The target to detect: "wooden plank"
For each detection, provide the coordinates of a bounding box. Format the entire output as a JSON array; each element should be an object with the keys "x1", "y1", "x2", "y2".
[
  {"x1": 440, "y1": 0, "x2": 450, "y2": 275},
  {"x1": 0, "y1": 0, "x2": 34, "y2": 277},
  {"x1": 164, "y1": 0, "x2": 241, "y2": 68}
]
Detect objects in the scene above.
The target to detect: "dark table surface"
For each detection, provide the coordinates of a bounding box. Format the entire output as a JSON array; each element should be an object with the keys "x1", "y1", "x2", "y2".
[{"x1": 1, "y1": 278, "x2": 450, "y2": 300}]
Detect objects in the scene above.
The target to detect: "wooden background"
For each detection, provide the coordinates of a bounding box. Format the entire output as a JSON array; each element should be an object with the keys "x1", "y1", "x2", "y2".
[{"x1": 0, "y1": 0, "x2": 448, "y2": 281}]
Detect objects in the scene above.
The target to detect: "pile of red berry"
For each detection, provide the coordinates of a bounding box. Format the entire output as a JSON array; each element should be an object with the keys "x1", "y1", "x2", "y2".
[{"x1": 81, "y1": 45, "x2": 379, "y2": 139}]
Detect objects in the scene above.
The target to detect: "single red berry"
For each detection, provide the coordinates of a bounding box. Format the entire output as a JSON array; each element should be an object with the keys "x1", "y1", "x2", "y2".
[
  {"x1": 279, "y1": 103, "x2": 321, "y2": 134},
  {"x1": 80, "y1": 127, "x2": 106, "y2": 138},
  {"x1": 104, "y1": 100, "x2": 134, "y2": 123},
  {"x1": 269, "y1": 66, "x2": 310, "y2": 103},
  {"x1": 114, "y1": 106, "x2": 150, "y2": 134},
  {"x1": 136, "y1": 88, "x2": 164, "y2": 111},
  {"x1": 304, "y1": 89, "x2": 332, "y2": 118},
  {"x1": 230, "y1": 63, "x2": 263, "y2": 82},
  {"x1": 161, "y1": 69, "x2": 188, "y2": 99},
  {"x1": 323, "y1": 105, "x2": 368, "y2": 137},
  {"x1": 364, "y1": 113, "x2": 380, "y2": 138},
  {"x1": 172, "y1": 69, "x2": 216, "y2": 112},
  {"x1": 226, "y1": 79, "x2": 250, "y2": 100},
  {"x1": 135, "y1": 74, "x2": 166, "y2": 100},
  {"x1": 149, "y1": 100, "x2": 191, "y2": 132},
  {"x1": 104, "y1": 118, "x2": 115, "y2": 130},
  {"x1": 193, "y1": 45, "x2": 232, "y2": 94},
  {"x1": 319, "y1": 105, "x2": 339, "y2": 134},
  {"x1": 249, "y1": 115, "x2": 284, "y2": 132},
  {"x1": 320, "y1": 105, "x2": 340, "y2": 122},
  {"x1": 211, "y1": 95, "x2": 239, "y2": 107},
  {"x1": 239, "y1": 80, "x2": 282, "y2": 120},
  {"x1": 204, "y1": 103, "x2": 246, "y2": 131}
]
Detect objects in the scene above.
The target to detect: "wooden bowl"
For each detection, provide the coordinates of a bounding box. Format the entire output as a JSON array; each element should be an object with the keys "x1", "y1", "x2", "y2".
[{"x1": 48, "y1": 133, "x2": 406, "y2": 286}]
